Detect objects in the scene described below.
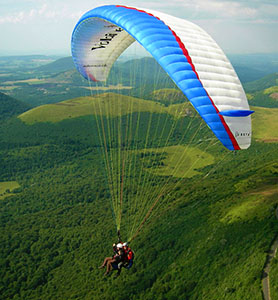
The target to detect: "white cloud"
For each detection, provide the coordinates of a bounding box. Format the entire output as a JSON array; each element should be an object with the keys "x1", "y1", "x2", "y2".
[
  {"x1": 0, "y1": 11, "x2": 25, "y2": 24},
  {"x1": 146, "y1": 0, "x2": 276, "y2": 23},
  {"x1": 259, "y1": 3, "x2": 278, "y2": 19},
  {"x1": 0, "y1": 0, "x2": 276, "y2": 25},
  {"x1": 0, "y1": 3, "x2": 83, "y2": 25},
  {"x1": 38, "y1": 3, "x2": 47, "y2": 16},
  {"x1": 176, "y1": 0, "x2": 258, "y2": 19},
  {"x1": 29, "y1": 9, "x2": 35, "y2": 17}
]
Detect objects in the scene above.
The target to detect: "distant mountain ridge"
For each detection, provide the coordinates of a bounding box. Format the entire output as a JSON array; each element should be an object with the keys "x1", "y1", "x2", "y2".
[
  {"x1": 229, "y1": 53, "x2": 278, "y2": 82},
  {"x1": 244, "y1": 73, "x2": 278, "y2": 93},
  {"x1": 0, "y1": 55, "x2": 60, "y2": 70},
  {"x1": 2, "y1": 54, "x2": 278, "y2": 109},
  {"x1": 36, "y1": 57, "x2": 75, "y2": 73},
  {"x1": 35, "y1": 53, "x2": 278, "y2": 84}
]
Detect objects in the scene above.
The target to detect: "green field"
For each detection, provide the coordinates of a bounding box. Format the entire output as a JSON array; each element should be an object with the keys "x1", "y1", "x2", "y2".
[
  {"x1": 83, "y1": 84, "x2": 132, "y2": 91},
  {"x1": 149, "y1": 88, "x2": 187, "y2": 106},
  {"x1": 0, "y1": 86, "x2": 19, "y2": 91},
  {"x1": 251, "y1": 106, "x2": 278, "y2": 141},
  {"x1": 18, "y1": 93, "x2": 278, "y2": 146},
  {"x1": 3, "y1": 78, "x2": 46, "y2": 85},
  {"x1": 221, "y1": 185, "x2": 278, "y2": 224},
  {"x1": 0, "y1": 181, "x2": 20, "y2": 200},
  {"x1": 140, "y1": 145, "x2": 215, "y2": 178},
  {"x1": 263, "y1": 86, "x2": 278, "y2": 94},
  {"x1": 18, "y1": 92, "x2": 195, "y2": 124}
]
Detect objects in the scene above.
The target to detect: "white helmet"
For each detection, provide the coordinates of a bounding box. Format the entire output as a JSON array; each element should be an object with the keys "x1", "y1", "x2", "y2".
[
  {"x1": 123, "y1": 242, "x2": 128, "y2": 247},
  {"x1": 117, "y1": 243, "x2": 123, "y2": 248}
]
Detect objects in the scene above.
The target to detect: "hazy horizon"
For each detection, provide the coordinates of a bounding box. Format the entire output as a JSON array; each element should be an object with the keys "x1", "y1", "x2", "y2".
[{"x1": 0, "y1": 51, "x2": 278, "y2": 58}]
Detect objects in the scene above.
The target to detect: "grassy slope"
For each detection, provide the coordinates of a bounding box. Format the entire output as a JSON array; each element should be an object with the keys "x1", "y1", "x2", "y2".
[
  {"x1": 243, "y1": 74, "x2": 278, "y2": 108},
  {"x1": 18, "y1": 92, "x2": 278, "y2": 144},
  {"x1": 0, "y1": 181, "x2": 20, "y2": 200},
  {"x1": 251, "y1": 106, "x2": 278, "y2": 141},
  {"x1": 246, "y1": 84, "x2": 278, "y2": 109},
  {"x1": 221, "y1": 185, "x2": 278, "y2": 224},
  {"x1": 149, "y1": 88, "x2": 187, "y2": 106},
  {"x1": 140, "y1": 145, "x2": 215, "y2": 178},
  {"x1": 18, "y1": 93, "x2": 195, "y2": 124}
]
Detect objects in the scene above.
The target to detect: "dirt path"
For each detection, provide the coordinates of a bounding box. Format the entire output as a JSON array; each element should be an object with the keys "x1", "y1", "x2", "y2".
[{"x1": 262, "y1": 207, "x2": 278, "y2": 300}]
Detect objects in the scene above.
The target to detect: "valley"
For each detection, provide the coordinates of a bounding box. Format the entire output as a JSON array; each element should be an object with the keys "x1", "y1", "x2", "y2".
[{"x1": 0, "y1": 54, "x2": 278, "y2": 300}]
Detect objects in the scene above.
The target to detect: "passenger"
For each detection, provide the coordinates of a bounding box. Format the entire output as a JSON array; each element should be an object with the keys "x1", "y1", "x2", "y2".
[{"x1": 99, "y1": 243, "x2": 124, "y2": 276}]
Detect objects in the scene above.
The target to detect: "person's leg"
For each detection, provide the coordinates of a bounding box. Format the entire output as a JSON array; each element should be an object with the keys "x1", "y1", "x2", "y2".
[
  {"x1": 99, "y1": 257, "x2": 113, "y2": 268},
  {"x1": 105, "y1": 259, "x2": 116, "y2": 274}
]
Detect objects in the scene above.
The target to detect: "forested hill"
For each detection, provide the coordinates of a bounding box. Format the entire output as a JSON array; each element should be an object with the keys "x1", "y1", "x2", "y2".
[
  {"x1": 244, "y1": 73, "x2": 278, "y2": 93},
  {"x1": 36, "y1": 56, "x2": 175, "y2": 89},
  {"x1": 1, "y1": 53, "x2": 278, "y2": 299},
  {"x1": 0, "y1": 90, "x2": 278, "y2": 299},
  {"x1": 244, "y1": 73, "x2": 278, "y2": 108},
  {"x1": 36, "y1": 57, "x2": 75, "y2": 74},
  {"x1": 0, "y1": 92, "x2": 30, "y2": 122}
]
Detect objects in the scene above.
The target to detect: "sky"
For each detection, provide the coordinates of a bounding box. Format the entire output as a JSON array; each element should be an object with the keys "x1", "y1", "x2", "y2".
[{"x1": 0, "y1": 0, "x2": 277, "y2": 56}]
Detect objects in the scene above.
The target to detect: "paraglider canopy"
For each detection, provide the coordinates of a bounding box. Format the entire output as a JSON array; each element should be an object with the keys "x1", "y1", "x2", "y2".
[
  {"x1": 71, "y1": 5, "x2": 253, "y2": 151},
  {"x1": 71, "y1": 5, "x2": 254, "y2": 242}
]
